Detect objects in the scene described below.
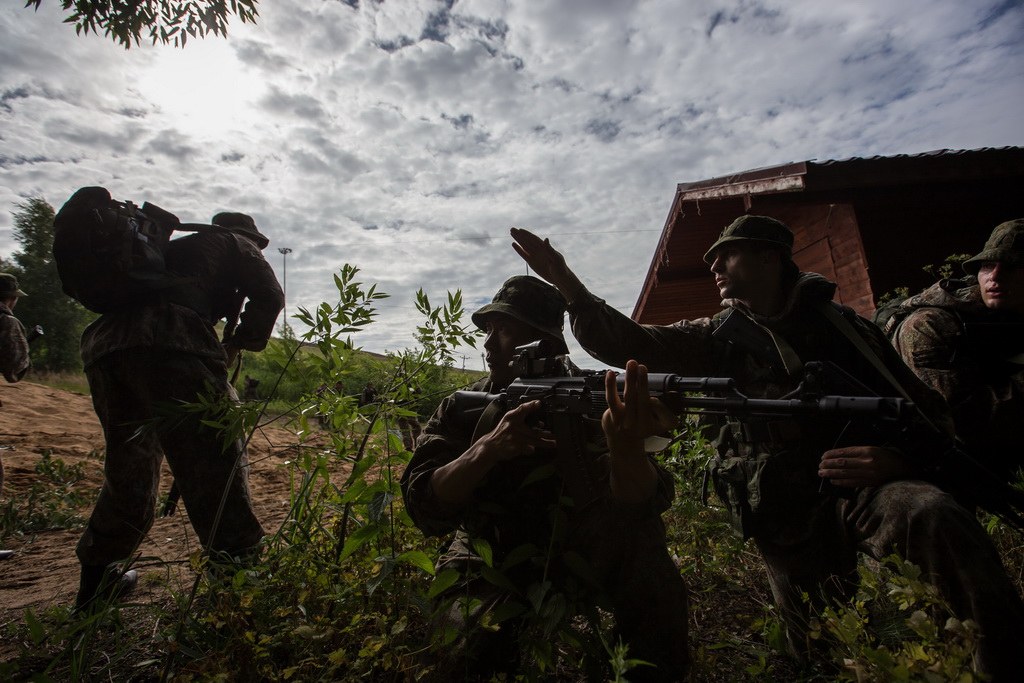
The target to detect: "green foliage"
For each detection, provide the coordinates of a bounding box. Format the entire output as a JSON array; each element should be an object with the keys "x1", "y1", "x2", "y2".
[
  {"x1": 811, "y1": 555, "x2": 980, "y2": 682},
  {"x1": 24, "y1": 0, "x2": 260, "y2": 48},
  {"x1": 0, "y1": 450, "x2": 94, "y2": 540},
  {"x1": 4, "y1": 197, "x2": 95, "y2": 373},
  {"x1": 875, "y1": 253, "x2": 973, "y2": 308},
  {"x1": 922, "y1": 254, "x2": 972, "y2": 281}
]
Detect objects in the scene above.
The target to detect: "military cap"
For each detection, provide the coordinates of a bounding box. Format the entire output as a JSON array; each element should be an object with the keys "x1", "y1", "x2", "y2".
[
  {"x1": 0, "y1": 272, "x2": 26, "y2": 298},
  {"x1": 963, "y1": 219, "x2": 1024, "y2": 274},
  {"x1": 472, "y1": 275, "x2": 567, "y2": 345},
  {"x1": 703, "y1": 215, "x2": 795, "y2": 264},
  {"x1": 212, "y1": 212, "x2": 270, "y2": 249}
]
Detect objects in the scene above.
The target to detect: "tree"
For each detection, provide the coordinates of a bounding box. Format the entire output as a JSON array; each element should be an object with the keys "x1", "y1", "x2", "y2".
[
  {"x1": 24, "y1": 0, "x2": 260, "y2": 49},
  {"x1": 7, "y1": 198, "x2": 94, "y2": 373}
]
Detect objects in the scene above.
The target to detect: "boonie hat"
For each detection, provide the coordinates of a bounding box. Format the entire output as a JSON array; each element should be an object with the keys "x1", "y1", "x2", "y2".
[
  {"x1": 963, "y1": 219, "x2": 1024, "y2": 274},
  {"x1": 0, "y1": 273, "x2": 26, "y2": 298},
  {"x1": 472, "y1": 275, "x2": 567, "y2": 345},
  {"x1": 703, "y1": 215, "x2": 794, "y2": 264},
  {"x1": 212, "y1": 212, "x2": 270, "y2": 249}
]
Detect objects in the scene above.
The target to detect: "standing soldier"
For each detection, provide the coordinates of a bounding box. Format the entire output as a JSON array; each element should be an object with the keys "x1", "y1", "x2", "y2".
[
  {"x1": 72, "y1": 212, "x2": 284, "y2": 611},
  {"x1": 888, "y1": 219, "x2": 1024, "y2": 481},
  {"x1": 0, "y1": 272, "x2": 31, "y2": 561}
]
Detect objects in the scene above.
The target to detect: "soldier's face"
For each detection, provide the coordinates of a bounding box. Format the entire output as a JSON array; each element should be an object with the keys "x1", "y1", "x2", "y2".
[
  {"x1": 978, "y1": 261, "x2": 1024, "y2": 314},
  {"x1": 709, "y1": 244, "x2": 775, "y2": 301},
  {"x1": 482, "y1": 314, "x2": 540, "y2": 388}
]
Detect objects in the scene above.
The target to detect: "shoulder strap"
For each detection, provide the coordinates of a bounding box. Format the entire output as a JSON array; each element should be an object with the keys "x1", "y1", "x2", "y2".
[{"x1": 819, "y1": 302, "x2": 911, "y2": 401}]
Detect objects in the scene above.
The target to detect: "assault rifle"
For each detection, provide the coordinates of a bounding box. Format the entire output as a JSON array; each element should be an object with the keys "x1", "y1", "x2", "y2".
[
  {"x1": 453, "y1": 341, "x2": 912, "y2": 435},
  {"x1": 457, "y1": 341, "x2": 1024, "y2": 529}
]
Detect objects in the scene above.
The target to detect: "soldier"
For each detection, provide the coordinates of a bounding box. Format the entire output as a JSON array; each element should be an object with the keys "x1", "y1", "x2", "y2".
[
  {"x1": 400, "y1": 276, "x2": 689, "y2": 681},
  {"x1": 74, "y1": 212, "x2": 284, "y2": 611},
  {"x1": 512, "y1": 217, "x2": 1024, "y2": 680},
  {"x1": 888, "y1": 219, "x2": 1024, "y2": 481},
  {"x1": 1, "y1": 272, "x2": 31, "y2": 561}
]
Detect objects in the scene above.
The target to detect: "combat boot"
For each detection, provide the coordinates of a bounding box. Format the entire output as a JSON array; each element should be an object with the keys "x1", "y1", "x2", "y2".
[{"x1": 75, "y1": 563, "x2": 138, "y2": 613}]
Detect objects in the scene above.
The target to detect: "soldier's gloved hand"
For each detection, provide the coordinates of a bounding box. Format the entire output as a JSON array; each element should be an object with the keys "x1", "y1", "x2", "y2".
[
  {"x1": 818, "y1": 446, "x2": 913, "y2": 489},
  {"x1": 602, "y1": 360, "x2": 664, "y2": 502}
]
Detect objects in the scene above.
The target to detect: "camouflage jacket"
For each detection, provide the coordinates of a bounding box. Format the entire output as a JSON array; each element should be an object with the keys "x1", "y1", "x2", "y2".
[
  {"x1": 568, "y1": 272, "x2": 951, "y2": 541},
  {"x1": 891, "y1": 281, "x2": 1024, "y2": 478},
  {"x1": 0, "y1": 302, "x2": 30, "y2": 383},
  {"x1": 81, "y1": 231, "x2": 284, "y2": 367},
  {"x1": 400, "y1": 376, "x2": 675, "y2": 569}
]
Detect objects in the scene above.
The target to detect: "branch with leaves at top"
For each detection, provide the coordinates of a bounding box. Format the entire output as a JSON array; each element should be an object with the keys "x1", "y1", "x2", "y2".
[{"x1": 25, "y1": 0, "x2": 259, "y2": 49}]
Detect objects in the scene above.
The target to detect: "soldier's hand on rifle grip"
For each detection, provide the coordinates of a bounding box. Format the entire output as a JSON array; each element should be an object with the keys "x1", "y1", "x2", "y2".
[
  {"x1": 510, "y1": 228, "x2": 585, "y2": 303},
  {"x1": 481, "y1": 399, "x2": 556, "y2": 462},
  {"x1": 818, "y1": 446, "x2": 914, "y2": 489},
  {"x1": 603, "y1": 360, "x2": 662, "y2": 502}
]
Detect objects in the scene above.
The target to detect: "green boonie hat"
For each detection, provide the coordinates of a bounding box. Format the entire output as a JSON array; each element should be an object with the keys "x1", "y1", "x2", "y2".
[
  {"x1": 472, "y1": 275, "x2": 568, "y2": 346},
  {"x1": 212, "y1": 212, "x2": 270, "y2": 250},
  {"x1": 963, "y1": 219, "x2": 1024, "y2": 274},
  {"x1": 703, "y1": 215, "x2": 794, "y2": 264},
  {"x1": 0, "y1": 272, "x2": 26, "y2": 297}
]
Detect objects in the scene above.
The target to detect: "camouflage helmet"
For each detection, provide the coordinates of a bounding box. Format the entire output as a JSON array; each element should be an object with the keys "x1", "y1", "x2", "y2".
[
  {"x1": 472, "y1": 275, "x2": 567, "y2": 348},
  {"x1": 212, "y1": 212, "x2": 270, "y2": 249},
  {"x1": 703, "y1": 215, "x2": 794, "y2": 264},
  {"x1": 963, "y1": 219, "x2": 1024, "y2": 274},
  {"x1": 0, "y1": 272, "x2": 26, "y2": 298}
]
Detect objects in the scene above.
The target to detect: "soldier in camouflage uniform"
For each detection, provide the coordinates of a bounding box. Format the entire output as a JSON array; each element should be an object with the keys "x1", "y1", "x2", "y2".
[
  {"x1": 0, "y1": 273, "x2": 30, "y2": 385},
  {"x1": 889, "y1": 219, "x2": 1024, "y2": 481},
  {"x1": 401, "y1": 275, "x2": 689, "y2": 681},
  {"x1": 75, "y1": 212, "x2": 284, "y2": 610},
  {"x1": 513, "y1": 217, "x2": 1024, "y2": 681},
  {"x1": 1, "y1": 272, "x2": 31, "y2": 561}
]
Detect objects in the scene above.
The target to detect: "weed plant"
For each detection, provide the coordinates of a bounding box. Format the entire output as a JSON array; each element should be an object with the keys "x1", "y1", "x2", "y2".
[{"x1": 1, "y1": 449, "x2": 94, "y2": 541}]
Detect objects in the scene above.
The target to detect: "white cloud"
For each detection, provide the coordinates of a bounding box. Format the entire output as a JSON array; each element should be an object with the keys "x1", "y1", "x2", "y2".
[{"x1": 1, "y1": 0, "x2": 1022, "y2": 370}]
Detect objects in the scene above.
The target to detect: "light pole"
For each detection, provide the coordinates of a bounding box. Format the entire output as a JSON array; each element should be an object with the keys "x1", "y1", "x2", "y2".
[{"x1": 278, "y1": 247, "x2": 292, "y2": 326}]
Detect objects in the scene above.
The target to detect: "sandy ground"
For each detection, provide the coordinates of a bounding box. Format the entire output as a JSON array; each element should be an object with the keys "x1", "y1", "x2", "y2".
[{"x1": 0, "y1": 380, "x2": 321, "y2": 654}]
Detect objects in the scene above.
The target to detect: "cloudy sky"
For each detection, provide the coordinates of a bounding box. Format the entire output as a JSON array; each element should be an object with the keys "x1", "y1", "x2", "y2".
[{"x1": 2, "y1": 0, "x2": 1022, "y2": 371}]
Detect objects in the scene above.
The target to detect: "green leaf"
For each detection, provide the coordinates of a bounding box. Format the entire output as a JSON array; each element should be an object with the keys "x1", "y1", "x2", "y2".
[
  {"x1": 337, "y1": 523, "x2": 379, "y2": 562},
  {"x1": 471, "y1": 538, "x2": 493, "y2": 567},
  {"x1": 427, "y1": 568, "x2": 460, "y2": 599},
  {"x1": 396, "y1": 550, "x2": 435, "y2": 575}
]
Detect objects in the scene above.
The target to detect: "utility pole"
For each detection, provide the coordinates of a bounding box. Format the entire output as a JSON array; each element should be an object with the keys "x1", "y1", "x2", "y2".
[{"x1": 278, "y1": 247, "x2": 292, "y2": 325}]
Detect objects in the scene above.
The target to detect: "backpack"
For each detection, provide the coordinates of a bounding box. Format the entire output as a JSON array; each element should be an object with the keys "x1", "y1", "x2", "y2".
[
  {"x1": 53, "y1": 186, "x2": 207, "y2": 313},
  {"x1": 872, "y1": 277, "x2": 977, "y2": 340}
]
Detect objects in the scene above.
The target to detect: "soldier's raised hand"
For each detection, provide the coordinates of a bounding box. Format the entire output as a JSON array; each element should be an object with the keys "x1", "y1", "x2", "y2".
[{"x1": 510, "y1": 228, "x2": 584, "y2": 301}]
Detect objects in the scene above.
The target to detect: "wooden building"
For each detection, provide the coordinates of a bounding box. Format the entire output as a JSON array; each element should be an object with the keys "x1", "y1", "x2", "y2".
[{"x1": 633, "y1": 147, "x2": 1024, "y2": 324}]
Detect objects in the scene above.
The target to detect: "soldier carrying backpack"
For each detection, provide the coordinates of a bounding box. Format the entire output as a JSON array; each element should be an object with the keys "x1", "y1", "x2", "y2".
[
  {"x1": 53, "y1": 188, "x2": 285, "y2": 611},
  {"x1": 886, "y1": 219, "x2": 1024, "y2": 482}
]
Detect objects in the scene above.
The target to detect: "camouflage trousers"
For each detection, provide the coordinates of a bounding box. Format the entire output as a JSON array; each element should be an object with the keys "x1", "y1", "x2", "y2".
[
  {"x1": 77, "y1": 350, "x2": 264, "y2": 568},
  {"x1": 756, "y1": 480, "x2": 1024, "y2": 682},
  {"x1": 431, "y1": 507, "x2": 690, "y2": 682}
]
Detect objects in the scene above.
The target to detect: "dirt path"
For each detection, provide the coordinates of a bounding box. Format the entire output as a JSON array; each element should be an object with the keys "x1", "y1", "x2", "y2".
[{"x1": 0, "y1": 381, "x2": 321, "y2": 653}]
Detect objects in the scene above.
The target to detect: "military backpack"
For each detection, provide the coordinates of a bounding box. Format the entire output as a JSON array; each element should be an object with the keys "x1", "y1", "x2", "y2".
[{"x1": 52, "y1": 186, "x2": 214, "y2": 314}]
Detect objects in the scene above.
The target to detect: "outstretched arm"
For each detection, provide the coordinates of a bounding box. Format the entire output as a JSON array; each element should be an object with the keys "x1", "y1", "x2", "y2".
[{"x1": 511, "y1": 228, "x2": 586, "y2": 304}]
